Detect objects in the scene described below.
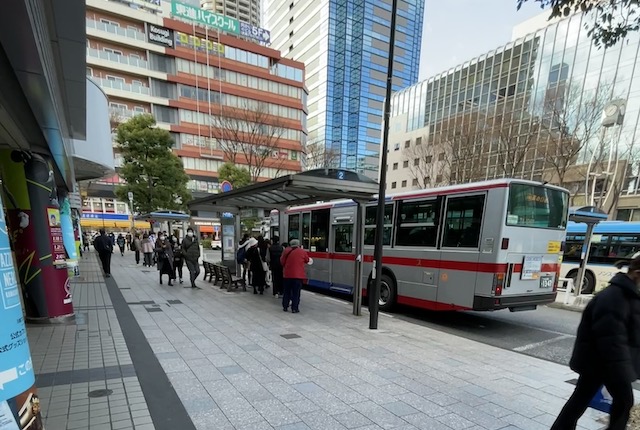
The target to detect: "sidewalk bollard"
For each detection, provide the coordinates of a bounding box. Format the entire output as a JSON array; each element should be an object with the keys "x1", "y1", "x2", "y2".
[{"x1": 560, "y1": 277, "x2": 574, "y2": 305}]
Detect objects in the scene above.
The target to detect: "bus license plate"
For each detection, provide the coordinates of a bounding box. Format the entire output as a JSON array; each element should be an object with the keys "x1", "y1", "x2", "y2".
[{"x1": 540, "y1": 276, "x2": 553, "y2": 289}]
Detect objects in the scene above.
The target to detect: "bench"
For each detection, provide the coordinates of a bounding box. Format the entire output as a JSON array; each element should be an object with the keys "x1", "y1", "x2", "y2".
[
  {"x1": 216, "y1": 264, "x2": 245, "y2": 292},
  {"x1": 202, "y1": 261, "x2": 215, "y2": 282},
  {"x1": 212, "y1": 264, "x2": 223, "y2": 285}
]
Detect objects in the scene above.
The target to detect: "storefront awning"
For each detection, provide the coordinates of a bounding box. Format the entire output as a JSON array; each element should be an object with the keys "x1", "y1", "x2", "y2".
[{"x1": 81, "y1": 219, "x2": 150, "y2": 230}]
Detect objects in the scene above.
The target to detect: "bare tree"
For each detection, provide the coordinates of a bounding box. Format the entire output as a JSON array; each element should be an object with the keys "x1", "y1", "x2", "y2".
[
  {"x1": 404, "y1": 135, "x2": 449, "y2": 188},
  {"x1": 304, "y1": 140, "x2": 341, "y2": 170},
  {"x1": 213, "y1": 101, "x2": 288, "y2": 181},
  {"x1": 492, "y1": 115, "x2": 541, "y2": 178}
]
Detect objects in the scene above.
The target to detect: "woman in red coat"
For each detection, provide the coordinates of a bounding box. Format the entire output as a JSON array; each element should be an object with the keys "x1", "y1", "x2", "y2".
[{"x1": 280, "y1": 239, "x2": 311, "y2": 313}]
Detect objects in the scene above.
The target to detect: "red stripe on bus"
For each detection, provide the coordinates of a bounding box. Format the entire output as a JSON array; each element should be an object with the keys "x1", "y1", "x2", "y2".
[
  {"x1": 308, "y1": 252, "x2": 507, "y2": 273},
  {"x1": 361, "y1": 289, "x2": 472, "y2": 311},
  {"x1": 512, "y1": 263, "x2": 559, "y2": 273},
  {"x1": 393, "y1": 183, "x2": 508, "y2": 200}
]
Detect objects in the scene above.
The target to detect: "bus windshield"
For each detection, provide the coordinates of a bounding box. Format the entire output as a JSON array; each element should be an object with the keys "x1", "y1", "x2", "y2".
[{"x1": 506, "y1": 183, "x2": 568, "y2": 229}]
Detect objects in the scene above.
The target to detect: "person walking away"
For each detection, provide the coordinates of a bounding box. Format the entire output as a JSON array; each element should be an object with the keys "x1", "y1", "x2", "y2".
[
  {"x1": 267, "y1": 236, "x2": 284, "y2": 298},
  {"x1": 132, "y1": 234, "x2": 141, "y2": 265},
  {"x1": 141, "y1": 234, "x2": 154, "y2": 266},
  {"x1": 93, "y1": 229, "x2": 113, "y2": 278},
  {"x1": 181, "y1": 227, "x2": 201, "y2": 289},
  {"x1": 116, "y1": 234, "x2": 125, "y2": 256},
  {"x1": 172, "y1": 235, "x2": 184, "y2": 284},
  {"x1": 109, "y1": 232, "x2": 116, "y2": 252},
  {"x1": 83, "y1": 233, "x2": 90, "y2": 252},
  {"x1": 280, "y1": 239, "x2": 311, "y2": 313},
  {"x1": 126, "y1": 233, "x2": 132, "y2": 251},
  {"x1": 245, "y1": 238, "x2": 266, "y2": 295},
  {"x1": 238, "y1": 234, "x2": 250, "y2": 283},
  {"x1": 155, "y1": 233, "x2": 174, "y2": 286},
  {"x1": 551, "y1": 256, "x2": 640, "y2": 430}
]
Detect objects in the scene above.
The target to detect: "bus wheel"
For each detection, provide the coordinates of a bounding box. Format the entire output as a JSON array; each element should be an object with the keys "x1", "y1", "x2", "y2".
[
  {"x1": 569, "y1": 271, "x2": 595, "y2": 295},
  {"x1": 379, "y1": 274, "x2": 397, "y2": 311}
]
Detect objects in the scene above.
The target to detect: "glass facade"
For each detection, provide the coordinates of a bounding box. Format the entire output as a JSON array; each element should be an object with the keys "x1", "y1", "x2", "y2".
[
  {"x1": 390, "y1": 12, "x2": 640, "y2": 196},
  {"x1": 325, "y1": 0, "x2": 424, "y2": 175}
]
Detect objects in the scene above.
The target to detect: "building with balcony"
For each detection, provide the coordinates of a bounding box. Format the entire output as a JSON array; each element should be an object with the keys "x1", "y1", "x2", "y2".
[
  {"x1": 200, "y1": 0, "x2": 260, "y2": 27},
  {"x1": 264, "y1": 0, "x2": 424, "y2": 177},
  {"x1": 385, "y1": 10, "x2": 640, "y2": 220},
  {"x1": 84, "y1": 0, "x2": 307, "y2": 233}
]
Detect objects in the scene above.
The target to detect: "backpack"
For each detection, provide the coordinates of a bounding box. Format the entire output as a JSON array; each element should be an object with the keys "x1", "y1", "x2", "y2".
[{"x1": 236, "y1": 246, "x2": 246, "y2": 264}]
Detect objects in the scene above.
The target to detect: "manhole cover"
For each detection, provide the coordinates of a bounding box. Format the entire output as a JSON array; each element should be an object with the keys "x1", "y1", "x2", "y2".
[
  {"x1": 88, "y1": 389, "x2": 113, "y2": 398},
  {"x1": 280, "y1": 333, "x2": 301, "y2": 339},
  {"x1": 146, "y1": 308, "x2": 163, "y2": 313},
  {"x1": 167, "y1": 300, "x2": 182, "y2": 305}
]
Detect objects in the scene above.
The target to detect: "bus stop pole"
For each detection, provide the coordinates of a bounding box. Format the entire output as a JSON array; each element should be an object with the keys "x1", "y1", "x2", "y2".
[
  {"x1": 574, "y1": 222, "x2": 595, "y2": 297},
  {"x1": 370, "y1": 0, "x2": 398, "y2": 330},
  {"x1": 353, "y1": 202, "x2": 365, "y2": 316}
]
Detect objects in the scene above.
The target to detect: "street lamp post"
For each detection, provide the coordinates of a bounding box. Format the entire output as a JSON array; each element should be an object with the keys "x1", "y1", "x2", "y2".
[{"x1": 128, "y1": 191, "x2": 134, "y2": 233}]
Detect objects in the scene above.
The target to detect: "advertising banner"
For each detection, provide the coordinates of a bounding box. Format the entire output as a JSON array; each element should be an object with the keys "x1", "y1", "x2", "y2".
[
  {"x1": 147, "y1": 24, "x2": 174, "y2": 48},
  {"x1": 0, "y1": 150, "x2": 73, "y2": 320},
  {"x1": 59, "y1": 197, "x2": 79, "y2": 277}
]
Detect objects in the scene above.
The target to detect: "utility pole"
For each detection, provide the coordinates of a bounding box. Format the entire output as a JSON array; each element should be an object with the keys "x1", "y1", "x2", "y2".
[{"x1": 370, "y1": 0, "x2": 398, "y2": 330}]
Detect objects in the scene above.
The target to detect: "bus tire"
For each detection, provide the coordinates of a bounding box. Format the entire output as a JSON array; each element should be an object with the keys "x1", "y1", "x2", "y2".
[
  {"x1": 568, "y1": 270, "x2": 595, "y2": 295},
  {"x1": 379, "y1": 274, "x2": 397, "y2": 311}
]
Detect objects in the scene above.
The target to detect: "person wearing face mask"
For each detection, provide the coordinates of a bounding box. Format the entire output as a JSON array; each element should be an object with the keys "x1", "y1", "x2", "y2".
[
  {"x1": 181, "y1": 227, "x2": 201, "y2": 289},
  {"x1": 551, "y1": 256, "x2": 640, "y2": 430},
  {"x1": 155, "y1": 233, "x2": 175, "y2": 286}
]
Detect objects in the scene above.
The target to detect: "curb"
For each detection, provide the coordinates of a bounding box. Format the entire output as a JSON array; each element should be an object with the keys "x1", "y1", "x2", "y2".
[{"x1": 547, "y1": 302, "x2": 584, "y2": 313}]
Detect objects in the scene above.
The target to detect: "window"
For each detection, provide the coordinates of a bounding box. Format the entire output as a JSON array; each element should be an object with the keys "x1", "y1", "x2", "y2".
[
  {"x1": 100, "y1": 18, "x2": 119, "y2": 26},
  {"x1": 391, "y1": 182, "x2": 397, "y2": 189},
  {"x1": 403, "y1": 160, "x2": 409, "y2": 168},
  {"x1": 103, "y1": 47, "x2": 123, "y2": 55},
  {"x1": 134, "y1": 106, "x2": 146, "y2": 113},
  {"x1": 414, "y1": 158, "x2": 419, "y2": 166},
  {"x1": 393, "y1": 163, "x2": 398, "y2": 170},
  {"x1": 394, "y1": 143, "x2": 400, "y2": 151},
  {"x1": 404, "y1": 140, "x2": 410, "y2": 148},
  {"x1": 412, "y1": 178, "x2": 418, "y2": 186},
  {"x1": 132, "y1": 80, "x2": 143, "y2": 86},
  {"x1": 425, "y1": 155, "x2": 432, "y2": 164},
  {"x1": 438, "y1": 152, "x2": 445, "y2": 161},
  {"x1": 310, "y1": 209, "x2": 329, "y2": 252},
  {"x1": 401, "y1": 180, "x2": 407, "y2": 187},
  {"x1": 506, "y1": 184, "x2": 568, "y2": 229},
  {"x1": 106, "y1": 75, "x2": 125, "y2": 83},
  {"x1": 288, "y1": 214, "x2": 300, "y2": 241},
  {"x1": 442, "y1": 195, "x2": 485, "y2": 248},
  {"x1": 396, "y1": 199, "x2": 440, "y2": 247},
  {"x1": 302, "y1": 212, "x2": 311, "y2": 249},
  {"x1": 436, "y1": 175, "x2": 442, "y2": 183},
  {"x1": 415, "y1": 137, "x2": 422, "y2": 145},
  {"x1": 334, "y1": 225, "x2": 353, "y2": 253},
  {"x1": 364, "y1": 204, "x2": 393, "y2": 246}
]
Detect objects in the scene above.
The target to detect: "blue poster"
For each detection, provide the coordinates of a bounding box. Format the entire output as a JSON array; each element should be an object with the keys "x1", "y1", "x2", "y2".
[
  {"x1": 0, "y1": 196, "x2": 35, "y2": 401},
  {"x1": 60, "y1": 197, "x2": 79, "y2": 276}
]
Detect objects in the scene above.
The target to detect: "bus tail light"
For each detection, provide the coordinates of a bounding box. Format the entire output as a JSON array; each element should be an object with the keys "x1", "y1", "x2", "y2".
[
  {"x1": 493, "y1": 273, "x2": 504, "y2": 296},
  {"x1": 501, "y1": 238, "x2": 509, "y2": 250}
]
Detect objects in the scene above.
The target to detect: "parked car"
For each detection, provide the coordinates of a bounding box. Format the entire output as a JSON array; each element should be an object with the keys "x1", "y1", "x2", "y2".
[{"x1": 211, "y1": 239, "x2": 221, "y2": 250}]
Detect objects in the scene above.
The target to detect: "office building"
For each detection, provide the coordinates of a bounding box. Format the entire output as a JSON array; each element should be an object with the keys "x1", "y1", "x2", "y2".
[
  {"x1": 84, "y1": 0, "x2": 307, "y2": 233},
  {"x1": 264, "y1": 0, "x2": 425, "y2": 176},
  {"x1": 385, "y1": 11, "x2": 640, "y2": 219},
  {"x1": 200, "y1": 0, "x2": 260, "y2": 27}
]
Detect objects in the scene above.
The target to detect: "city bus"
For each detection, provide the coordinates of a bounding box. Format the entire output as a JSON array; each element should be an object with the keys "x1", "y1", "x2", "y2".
[
  {"x1": 561, "y1": 221, "x2": 640, "y2": 294},
  {"x1": 273, "y1": 179, "x2": 569, "y2": 312}
]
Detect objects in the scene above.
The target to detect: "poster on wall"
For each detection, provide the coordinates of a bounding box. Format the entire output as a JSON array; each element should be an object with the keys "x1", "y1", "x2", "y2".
[{"x1": 47, "y1": 208, "x2": 65, "y2": 269}]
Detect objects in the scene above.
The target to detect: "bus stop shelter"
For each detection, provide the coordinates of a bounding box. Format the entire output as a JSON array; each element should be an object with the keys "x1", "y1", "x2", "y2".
[
  {"x1": 135, "y1": 210, "x2": 191, "y2": 233},
  {"x1": 568, "y1": 206, "x2": 608, "y2": 297},
  {"x1": 187, "y1": 169, "x2": 379, "y2": 315}
]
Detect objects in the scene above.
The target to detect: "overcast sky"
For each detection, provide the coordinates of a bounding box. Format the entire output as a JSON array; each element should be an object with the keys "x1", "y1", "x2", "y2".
[{"x1": 418, "y1": 0, "x2": 547, "y2": 80}]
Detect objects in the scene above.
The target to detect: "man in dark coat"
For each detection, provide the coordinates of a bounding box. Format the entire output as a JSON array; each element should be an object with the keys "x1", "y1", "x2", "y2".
[
  {"x1": 93, "y1": 229, "x2": 113, "y2": 278},
  {"x1": 267, "y1": 236, "x2": 284, "y2": 298},
  {"x1": 552, "y1": 257, "x2": 640, "y2": 430},
  {"x1": 181, "y1": 227, "x2": 201, "y2": 289},
  {"x1": 155, "y1": 233, "x2": 174, "y2": 286}
]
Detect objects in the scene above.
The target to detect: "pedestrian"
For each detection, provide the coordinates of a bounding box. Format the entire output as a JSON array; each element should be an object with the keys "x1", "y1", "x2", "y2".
[
  {"x1": 257, "y1": 235, "x2": 270, "y2": 291},
  {"x1": 141, "y1": 234, "x2": 154, "y2": 266},
  {"x1": 181, "y1": 227, "x2": 201, "y2": 289},
  {"x1": 551, "y1": 256, "x2": 640, "y2": 430},
  {"x1": 126, "y1": 233, "x2": 132, "y2": 251},
  {"x1": 116, "y1": 234, "x2": 126, "y2": 256},
  {"x1": 172, "y1": 235, "x2": 184, "y2": 284},
  {"x1": 109, "y1": 232, "x2": 116, "y2": 252},
  {"x1": 133, "y1": 234, "x2": 141, "y2": 265},
  {"x1": 238, "y1": 234, "x2": 250, "y2": 283},
  {"x1": 83, "y1": 233, "x2": 90, "y2": 252},
  {"x1": 93, "y1": 228, "x2": 113, "y2": 278},
  {"x1": 267, "y1": 236, "x2": 284, "y2": 298},
  {"x1": 155, "y1": 233, "x2": 174, "y2": 286},
  {"x1": 245, "y1": 237, "x2": 267, "y2": 295},
  {"x1": 280, "y1": 239, "x2": 311, "y2": 313}
]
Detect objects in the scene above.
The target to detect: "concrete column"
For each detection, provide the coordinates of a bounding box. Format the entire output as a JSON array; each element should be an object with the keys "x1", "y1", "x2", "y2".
[{"x1": 0, "y1": 150, "x2": 74, "y2": 322}]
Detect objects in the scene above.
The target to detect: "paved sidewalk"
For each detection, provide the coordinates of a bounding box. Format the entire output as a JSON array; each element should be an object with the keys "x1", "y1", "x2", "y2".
[{"x1": 31, "y1": 252, "x2": 614, "y2": 429}]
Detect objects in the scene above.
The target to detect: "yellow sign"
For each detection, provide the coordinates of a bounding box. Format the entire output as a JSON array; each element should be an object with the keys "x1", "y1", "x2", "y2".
[
  {"x1": 175, "y1": 31, "x2": 225, "y2": 54},
  {"x1": 547, "y1": 241, "x2": 561, "y2": 254}
]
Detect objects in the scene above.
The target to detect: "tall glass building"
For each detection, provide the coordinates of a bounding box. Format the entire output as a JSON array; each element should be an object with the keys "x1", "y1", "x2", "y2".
[
  {"x1": 264, "y1": 0, "x2": 425, "y2": 176},
  {"x1": 386, "y1": 11, "x2": 640, "y2": 218}
]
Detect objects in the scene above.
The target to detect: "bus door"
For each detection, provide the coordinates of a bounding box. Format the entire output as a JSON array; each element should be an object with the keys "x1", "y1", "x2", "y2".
[
  {"x1": 330, "y1": 208, "x2": 356, "y2": 294},
  {"x1": 436, "y1": 193, "x2": 486, "y2": 309}
]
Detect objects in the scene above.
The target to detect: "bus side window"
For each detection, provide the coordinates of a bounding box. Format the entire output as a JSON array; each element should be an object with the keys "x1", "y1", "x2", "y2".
[{"x1": 442, "y1": 195, "x2": 485, "y2": 248}]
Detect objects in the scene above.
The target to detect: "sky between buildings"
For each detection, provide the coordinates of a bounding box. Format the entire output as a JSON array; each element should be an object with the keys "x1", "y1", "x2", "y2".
[{"x1": 419, "y1": 0, "x2": 547, "y2": 80}]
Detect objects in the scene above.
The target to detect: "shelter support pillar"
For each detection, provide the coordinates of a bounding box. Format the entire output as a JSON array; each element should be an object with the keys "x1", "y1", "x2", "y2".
[
  {"x1": 352, "y1": 202, "x2": 365, "y2": 316},
  {"x1": 0, "y1": 150, "x2": 74, "y2": 322}
]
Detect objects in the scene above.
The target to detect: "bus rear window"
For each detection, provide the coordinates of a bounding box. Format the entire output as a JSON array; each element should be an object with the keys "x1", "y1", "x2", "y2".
[{"x1": 506, "y1": 184, "x2": 568, "y2": 229}]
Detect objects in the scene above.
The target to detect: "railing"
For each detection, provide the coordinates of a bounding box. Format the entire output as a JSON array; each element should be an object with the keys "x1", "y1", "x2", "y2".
[
  {"x1": 87, "y1": 48, "x2": 148, "y2": 69},
  {"x1": 86, "y1": 18, "x2": 146, "y2": 42},
  {"x1": 91, "y1": 77, "x2": 150, "y2": 95},
  {"x1": 108, "y1": 107, "x2": 148, "y2": 120}
]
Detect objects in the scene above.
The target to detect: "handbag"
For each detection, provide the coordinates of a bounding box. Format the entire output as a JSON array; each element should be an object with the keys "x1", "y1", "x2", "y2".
[{"x1": 259, "y1": 251, "x2": 269, "y2": 272}]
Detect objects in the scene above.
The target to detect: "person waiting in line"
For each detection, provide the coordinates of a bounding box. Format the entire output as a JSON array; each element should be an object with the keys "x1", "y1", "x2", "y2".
[
  {"x1": 116, "y1": 234, "x2": 126, "y2": 256},
  {"x1": 551, "y1": 256, "x2": 640, "y2": 430},
  {"x1": 257, "y1": 235, "x2": 270, "y2": 291},
  {"x1": 280, "y1": 239, "x2": 311, "y2": 313},
  {"x1": 238, "y1": 233, "x2": 251, "y2": 283},
  {"x1": 172, "y1": 235, "x2": 184, "y2": 284},
  {"x1": 267, "y1": 236, "x2": 284, "y2": 299},
  {"x1": 93, "y1": 229, "x2": 113, "y2": 278},
  {"x1": 141, "y1": 234, "x2": 154, "y2": 267},
  {"x1": 132, "y1": 234, "x2": 141, "y2": 265},
  {"x1": 245, "y1": 237, "x2": 267, "y2": 295},
  {"x1": 155, "y1": 233, "x2": 175, "y2": 286},
  {"x1": 181, "y1": 227, "x2": 201, "y2": 289}
]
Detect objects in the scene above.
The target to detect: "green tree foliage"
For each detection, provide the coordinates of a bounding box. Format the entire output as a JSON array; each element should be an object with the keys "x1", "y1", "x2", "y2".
[
  {"x1": 114, "y1": 114, "x2": 191, "y2": 214},
  {"x1": 218, "y1": 162, "x2": 251, "y2": 189},
  {"x1": 518, "y1": 0, "x2": 640, "y2": 48}
]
